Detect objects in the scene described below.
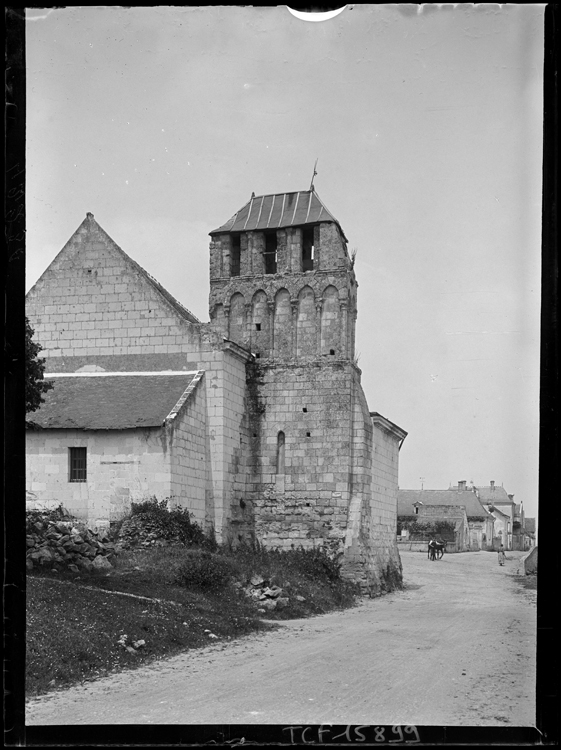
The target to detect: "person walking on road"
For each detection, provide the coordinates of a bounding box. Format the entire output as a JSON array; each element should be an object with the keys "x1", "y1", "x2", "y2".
[{"x1": 498, "y1": 544, "x2": 506, "y2": 566}]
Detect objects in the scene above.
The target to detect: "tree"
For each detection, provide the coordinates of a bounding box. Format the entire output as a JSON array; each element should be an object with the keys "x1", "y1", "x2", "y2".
[{"x1": 25, "y1": 317, "x2": 53, "y2": 422}]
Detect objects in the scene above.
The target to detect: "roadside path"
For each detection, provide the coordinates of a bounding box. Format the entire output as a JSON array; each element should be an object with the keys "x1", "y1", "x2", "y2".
[{"x1": 26, "y1": 550, "x2": 536, "y2": 726}]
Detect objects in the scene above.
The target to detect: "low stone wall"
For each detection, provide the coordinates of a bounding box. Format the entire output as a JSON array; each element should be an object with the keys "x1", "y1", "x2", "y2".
[
  {"x1": 26, "y1": 513, "x2": 117, "y2": 572},
  {"x1": 397, "y1": 541, "x2": 428, "y2": 552},
  {"x1": 397, "y1": 540, "x2": 466, "y2": 553}
]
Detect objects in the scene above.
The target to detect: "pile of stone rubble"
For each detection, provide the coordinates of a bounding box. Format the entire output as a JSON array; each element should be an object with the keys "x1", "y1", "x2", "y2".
[
  {"x1": 236, "y1": 574, "x2": 294, "y2": 611},
  {"x1": 26, "y1": 515, "x2": 117, "y2": 573}
]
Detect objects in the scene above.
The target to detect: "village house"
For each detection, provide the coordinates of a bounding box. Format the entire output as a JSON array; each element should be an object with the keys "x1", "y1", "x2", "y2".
[
  {"x1": 26, "y1": 189, "x2": 407, "y2": 595},
  {"x1": 397, "y1": 482, "x2": 495, "y2": 551},
  {"x1": 487, "y1": 505, "x2": 511, "y2": 550},
  {"x1": 25, "y1": 370, "x2": 207, "y2": 528},
  {"x1": 512, "y1": 502, "x2": 525, "y2": 551},
  {"x1": 474, "y1": 481, "x2": 516, "y2": 550}
]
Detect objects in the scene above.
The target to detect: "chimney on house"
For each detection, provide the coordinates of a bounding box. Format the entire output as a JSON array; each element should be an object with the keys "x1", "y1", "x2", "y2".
[
  {"x1": 490, "y1": 480, "x2": 495, "y2": 491},
  {"x1": 458, "y1": 480, "x2": 467, "y2": 491}
]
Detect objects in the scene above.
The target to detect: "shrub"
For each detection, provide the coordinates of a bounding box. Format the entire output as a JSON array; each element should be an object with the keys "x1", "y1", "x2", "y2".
[
  {"x1": 282, "y1": 546, "x2": 343, "y2": 582},
  {"x1": 129, "y1": 497, "x2": 210, "y2": 547},
  {"x1": 174, "y1": 550, "x2": 238, "y2": 591},
  {"x1": 221, "y1": 543, "x2": 344, "y2": 586},
  {"x1": 397, "y1": 517, "x2": 456, "y2": 539}
]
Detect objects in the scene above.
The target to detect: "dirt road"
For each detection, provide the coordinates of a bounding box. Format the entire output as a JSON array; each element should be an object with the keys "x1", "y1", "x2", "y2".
[{"x1": 25, "y1": 549, "x2": 536, "y2": 727}]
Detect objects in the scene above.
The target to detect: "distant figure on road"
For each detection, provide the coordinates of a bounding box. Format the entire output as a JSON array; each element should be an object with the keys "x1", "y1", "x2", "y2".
[{"x1": 498, "y1": 545, "x2": 506, "y2": 566}]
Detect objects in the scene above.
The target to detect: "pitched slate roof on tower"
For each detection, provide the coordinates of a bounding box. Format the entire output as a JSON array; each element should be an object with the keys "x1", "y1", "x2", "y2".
[
  {"x1": 28, "y1": 371, "x2": 203, "y2": 430},
  {"x1": 210, "y1": 189, "x2": 348, "y2": 240}
]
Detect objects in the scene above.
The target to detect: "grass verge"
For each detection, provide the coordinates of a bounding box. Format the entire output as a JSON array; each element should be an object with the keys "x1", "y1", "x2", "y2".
[{"x1": 27, "y1": 544, "x2": 360, "y2": 697}]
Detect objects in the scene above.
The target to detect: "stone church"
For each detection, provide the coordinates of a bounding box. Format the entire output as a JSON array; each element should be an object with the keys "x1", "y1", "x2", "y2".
[{"x1": 26, "y1": 188, "x2": 407, "y2": 593}]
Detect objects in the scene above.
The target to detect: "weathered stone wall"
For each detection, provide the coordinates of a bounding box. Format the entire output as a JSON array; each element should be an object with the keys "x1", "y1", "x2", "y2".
[
  {"x1": 244, "y1": 361, "x2": 404, "y2": 595},
  {"x1": 341, "y1": 381, "x2": 405, "y2": 595},
  {"x1": 367, "y1": 420, "x2": 404, "y2": 591},
  {"x1": 210, "y1": 275, "x2": 356, "y2": 362},
  {"x1": 340, "y1": 377, "x2": 375, "y2": 587},
  {"x1": 26, "y1": 428, "x2": 171, "y2": 529},
  {"x1": 245, "y1": 361, "x2": 354, "y2": 552}
]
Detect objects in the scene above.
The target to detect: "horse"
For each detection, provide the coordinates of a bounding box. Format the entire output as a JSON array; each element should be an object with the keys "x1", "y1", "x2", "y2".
[{"x1": 428, "y1": 539, "x2": 447, "y2": 561}]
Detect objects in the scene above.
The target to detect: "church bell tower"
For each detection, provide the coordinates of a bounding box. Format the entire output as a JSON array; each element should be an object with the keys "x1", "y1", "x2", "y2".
[
  {"x1": 208, "y1": 188, "x2": 358, "y2": 363},
  {"x1": 207, "y1": 186, "x2": 375, "y2": 565}
]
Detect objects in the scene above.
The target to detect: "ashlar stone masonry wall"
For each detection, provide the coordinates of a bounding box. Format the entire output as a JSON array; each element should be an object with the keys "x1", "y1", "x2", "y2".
[
  {"x1": 243, "y1": 360, "x2": 404, "y2": 594},
  {"x1": 245, "y1": 360, "x2": 355, "y2": 552},
  {"x1": 26, "y1": 428, "x2": 171, "y2": 529},
  {"x1": 208, "y1": 222, "x2": 358, "y2": 364},
  {"x1": 366, "y1": 420, "x2": 403, "y2": 591},
  {"x1": 183, "y1": 328, "x2": 253, "y2": 543},
  {"x1": 26, "y1": 214, "x2": 200, "y2": 370},
  {"x1": 167, "y1": 372, "x2": 210, "y2": 529},
  {"x1": 340, "y1": 375, "x2": 404, "y2": 595}
]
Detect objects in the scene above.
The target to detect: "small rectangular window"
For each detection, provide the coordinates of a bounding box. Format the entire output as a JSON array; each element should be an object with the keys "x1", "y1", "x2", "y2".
[
  {"x1": 69, "y1": 447, "x2": 87, "y2": 482},
  {"x1": 231, "y1": 235, "x2": 241, "y2": 277}
]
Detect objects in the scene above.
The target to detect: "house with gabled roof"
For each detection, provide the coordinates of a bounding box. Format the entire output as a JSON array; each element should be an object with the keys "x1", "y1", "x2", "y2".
[
  {"x1": 397, "y1": 492, "x2": 470, "y2": 552},
  {"x1": 26, "y1": 371, "x2": 208, "y2": 529},
  {"x1": 26, "y1": 187, "x2": 407, "y2": 595},
  {"x1": 474, "y1": 481, "x2": 516, "y2": 550},
  {"x1": 398, "y1": 481, "x2": 495, "y2": 551}
]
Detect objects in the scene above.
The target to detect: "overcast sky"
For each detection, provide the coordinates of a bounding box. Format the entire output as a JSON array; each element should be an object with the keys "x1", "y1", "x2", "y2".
[{"x1": 26, "y1": 5, "x2": 544, "y2": 520}]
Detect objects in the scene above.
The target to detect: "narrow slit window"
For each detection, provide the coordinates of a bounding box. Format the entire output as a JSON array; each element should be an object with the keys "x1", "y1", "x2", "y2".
[
  {"x1": 302, "y1": 226, "x2": 314, "y2": 271},
  {"x1": 276, "y1": 431, "x2": 285, "y2": 474},
  {"x1": 230, "y1": 235, "x2": 241, "y2": 277},
  {"x1": 264, "y1": 232, "x2": 277, "y2": 274},
  {"x1": 69, "y1": 447, "x2": 87, "y2": 482}
]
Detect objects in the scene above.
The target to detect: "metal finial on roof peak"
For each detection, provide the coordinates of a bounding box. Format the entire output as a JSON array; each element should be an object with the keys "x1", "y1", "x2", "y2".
[
  {"x1": 86, "y1": 212, "x2": 94, "y2": 219},
  {"x1": 309, "y1": 158, "x2": 318, "y2": 191},
  {"x1": 251, "y1": 192, "x2": 255, "y2": 198}
]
